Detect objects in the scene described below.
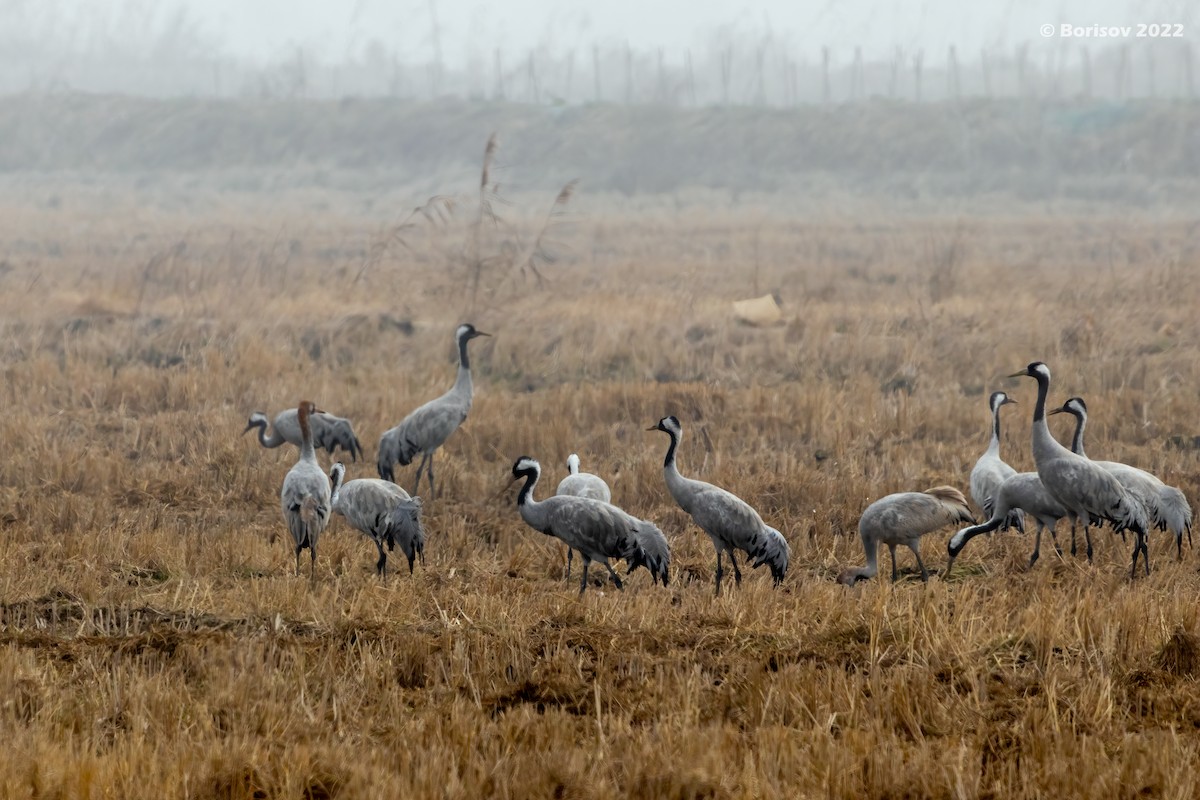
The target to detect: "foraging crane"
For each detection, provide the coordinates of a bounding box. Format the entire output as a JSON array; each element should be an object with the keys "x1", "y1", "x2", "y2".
[
  {"x1": 377, "y1": 323, "x2": 490, "y2": 498},
  {"x1": 555, "y1": 453, "x2": 613, "y2": 579},
  {"x1": 280, "y1": 400, "x2": 333, "y2": 581},
  {"x1": 946, "y1": 473, "x2": 1070, "y2": 573},
  {"x1": 510, "y1": 456, "x2": 669, "y2": 594},
  {"x1": 838, "y1": 486, "x2": 974, "y2": 585},
  {"x1": 1008, "y1": 362, "x2": 1150, "y2": 577},
  {"x1": 329, "y1": 462, "x2": 425, "y2": 578},
  {"x1": 649, "y1": 416, "x2": 790, "y2": 594},
  {"x1": 969, "y1": 391, "x2": 1025, "y2": 533},
  {"x1": 244, "y1": 407, "x2": 364, "y2": 462},
  {"x1": 1051, "y1": 396, "x2": 1193, "y2": 559}
]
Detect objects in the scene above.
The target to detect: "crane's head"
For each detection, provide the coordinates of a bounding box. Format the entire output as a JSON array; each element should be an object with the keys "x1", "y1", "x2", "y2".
[
  {"x1": 989, "y1": 391, "x2": 1016, "y2": 413},
  {"x1": 566, "y1": 453, "x2": 581, "y2": 475},
  {"x1": 457, "y1": 323, "x2": 491, "y2": 342},
  {"x1": 243, "y1": 411, "x2": 269, "y2": 434},
  {"x1": 1008, "y1": 362, "x2": 1050, "y2": 382},
  {"x1": 1049, "y1": 396, "x2": 1087, "y2": 419},
  {"x1": 648, "y1": 415, "x2": 682, "y2": 437},
  {"x1": 328, "y1": 462, "x2": 346, "y2": 495},
  {"x1": 511, "y1": 456, "x2": 541, "y2": 480}
]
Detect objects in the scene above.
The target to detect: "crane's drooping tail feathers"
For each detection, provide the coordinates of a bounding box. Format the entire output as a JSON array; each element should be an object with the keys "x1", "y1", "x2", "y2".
[
  {"x1": 1157, "y1": 487, "x2": 1192, "y2": 534},
  {"x1": 385, "y1": 497, "x2": 425, "y2": 568},
  {"x1": 925, "y1": 486, "x2": 974, "y2": 524},
  {"x1": 625, "y1": 520, "x2": 670, "y2": 586},
  {"x1": 1105, "y1": 491, "x2": 1149, "y2": 536},
  {"x1": 292, "y1": 495, "x2": 325, "y2": 549},
  {"x1": 749, "y1": 526, "x2": 790, "y2": 584}
]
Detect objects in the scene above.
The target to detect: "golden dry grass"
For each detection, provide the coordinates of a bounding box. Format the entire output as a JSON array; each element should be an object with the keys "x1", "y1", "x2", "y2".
[{"x1": 1, "y1": 179, "x2": 1199, "y2": 799}]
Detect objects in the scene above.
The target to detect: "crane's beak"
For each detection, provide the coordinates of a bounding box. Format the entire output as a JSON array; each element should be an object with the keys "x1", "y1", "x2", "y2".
[
  {"x1": 473, "y1": 330, "x2": 491, "y2": 339},
  {"x1": 1002, "y1": 397, "x2": 1018, "y2": 406},
  {"x1": 241, "y1": 422, "x2": 255, "y2": 434},
  {"x1": 1007, "y1": 369, "x2": 1027, "y2": 378},
  {"x1": 1048, "y1": 406, "x2": 1066, "y2": 416}
]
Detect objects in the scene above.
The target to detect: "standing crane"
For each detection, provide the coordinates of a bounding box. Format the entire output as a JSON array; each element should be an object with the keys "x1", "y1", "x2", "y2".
[
  {"x1": 1051, "y1": 396, "x2": 1193, "y2": 559},
  {"x1": 244, "y1": 407, "x2": 364, "y2": 461},
  {"x1": 649, "y1": 415, "x2": 790, "y2": 594},
  {"x1": 555, "y1": 453, "x2": 613, "y2": 579},
  {"x1": 839, "y1": 486, "x2": 975, "y2": 584},
  {"x1": 329, "y1": 462, "x2": 425, "y2": 578},
  {"x1": 510, "y1": 456, "x2": 670, "y2": 594},
  {"x1": 969, "y1": 391, "x2": 1025, "y2": 533},
  {"x1": 1008, "y1": 362, "x2": 1149, "y2": 577},
  {"x1": 377, "y1": 323, "x2": 490, "y2": 498},
  {"x1": 946, "y1": 472, "x2": 1069, "y2": 573},
  {"x1": 280, "y1": 400, "x2": 333, "y2": 581}
]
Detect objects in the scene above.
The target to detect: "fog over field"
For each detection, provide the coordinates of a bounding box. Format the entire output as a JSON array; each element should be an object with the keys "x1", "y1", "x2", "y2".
[{"x1": 1, "y1": 3, "x2": 1199, "y2": 799}]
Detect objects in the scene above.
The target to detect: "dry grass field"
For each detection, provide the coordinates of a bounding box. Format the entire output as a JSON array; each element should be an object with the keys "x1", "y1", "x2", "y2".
[{"x1": 1, "y1": 155, "x2": 1199, "y2": 799}]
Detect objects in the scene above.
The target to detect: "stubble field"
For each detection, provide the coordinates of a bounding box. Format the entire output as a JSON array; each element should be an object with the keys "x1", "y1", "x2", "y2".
[{"x1": 1, "y1": 168, "x2": 1199, "y2": 799}]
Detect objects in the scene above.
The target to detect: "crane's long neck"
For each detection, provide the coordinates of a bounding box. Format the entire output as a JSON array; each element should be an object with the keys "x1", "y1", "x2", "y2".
[
  {"x1": 848, "y1": 531, "x2": 880, "y2": 582},
  {"x1": 516, "y1": 468, "x2": 548, "y2": 530},
  {"x1": 986, "y1": 403, "x2": 1003, "y2": 455},
  {"x1": 330, "y1": 467, "x2": 345, "y2": 505},
  {"x1": 298, "y1": 408, "x2": 317, "y2": 463},
  {"x1": 660, "y1": 428, "x2": 695, "y2": 508},
  {"x1": 1067, "y1": 411, "x2": 1088, "y2": 458},
  {"x1": 451, "y1": 336, "x2": 474, "y2": 400},
  {"x1": 1029, "y1": 370, "x2": 1058, "y2": 463},
  {"x1": 255, "y1": 420, "x2": 286, "y2": 448}
]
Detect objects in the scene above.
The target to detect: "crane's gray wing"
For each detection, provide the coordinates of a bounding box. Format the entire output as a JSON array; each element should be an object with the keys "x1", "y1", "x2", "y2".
[
  {"x1": 545, "y1": 497, "x2": 636, "y2": 562},
  {"x1": 311, "y1": 414, "x2": 365, "y2": 462},
  {"x1": 391, "y1": 395, "x2": 470, "y2": 462},
  {"x1": 272, "y1": 409, "x2": 303, "y2": 447},
  {"x1": 281, "y1": 465, "x2": 332, "y2": 549},
  {"x1": 686, "y1": 485, "x2": 766, "y2": 549},
  {"x1": 623, "y1": 518, "x2": 670, "y2": 586},
  {"x1": 557, "y1": 474, "x2": 612, "y2": 503}
]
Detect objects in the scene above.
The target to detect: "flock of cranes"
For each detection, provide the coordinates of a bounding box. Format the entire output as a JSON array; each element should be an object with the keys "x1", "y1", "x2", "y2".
[{"x1": 253, "y1": 329, "x2": 1194, "y2": 592}]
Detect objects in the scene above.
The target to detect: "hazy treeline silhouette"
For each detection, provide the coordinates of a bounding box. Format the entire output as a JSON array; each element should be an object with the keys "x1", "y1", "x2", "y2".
[{"x1": 1, "y1": 1, "x2": 1194, "y2": 104}]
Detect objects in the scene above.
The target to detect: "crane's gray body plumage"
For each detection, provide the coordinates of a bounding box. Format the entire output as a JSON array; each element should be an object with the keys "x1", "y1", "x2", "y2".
[
  {"x1": 555, "y1": 453, "x2": 613, "y2": 579},
  {"x1": 969, "y1": 391, "x2": 1026, "y2": 533},
  {"x1": 512, "y1": 457, "x2": 669, "y2": 594},
  {"x1": 947, "y1": 473, "x2": 1070, "y2": 572},
  {"x1": 651, "y1": 416, "x2": 790, "y2": 594},
  {"x1": 1014, "y1": 363, "x2": 1150, "y2": 577},
  {"x1": 280, "y1": 401, "x2": 333, "y2": 581},
  {"x1": 1055, "y1": 396, "x2": 1193, "y2": 559},
  {"x1": 246, "y1": 408, "x2": 364, "y2": 462},
  {"x1": 377, "y1": 324, "x2": 488, "y2": 498},
  {"x1": 329, "y1": 463, "x2": 425, "y2": 577},
  {"x1": 839, "y1": 487, "x2": 975, "y2": 584}
]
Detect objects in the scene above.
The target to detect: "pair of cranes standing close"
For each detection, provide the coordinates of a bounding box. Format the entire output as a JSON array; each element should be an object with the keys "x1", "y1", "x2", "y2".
[{"x1": 259, "y1": 326, "x2": 1191, "y2": 591}]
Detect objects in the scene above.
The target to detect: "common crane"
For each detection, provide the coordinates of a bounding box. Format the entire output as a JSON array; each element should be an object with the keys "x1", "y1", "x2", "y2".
[
  {"x1": 838, "y1": 486, "x2": 974, "y2": 585},
  {"x1": 1052, "y1": 396, "x2": 1193, "y2": 559},
  {"x1": 555, "y1": 453, "x2": 613, "y2": 579},
  {"x1": 947, "y1": 473, "x2": 1070, "y2": 573},
  {"x1": 650, "y1": 415, "x2": 790, "y2": 594},
  {"x1": 969, "y1": 391, "x2": 1025, "y2": 533},
  {"x1": 280, "y1": 400, "x2": 333, "y2": 581},
  {"x1": 329, "y1": 462, "x2": 425, "y2": 578},
  {"x1": 1009, "y1": 362, "x2": 1150, "y2": 577},
  {"x1": 510, "y1": 456, "x2": 669, "y2": 594},
  {"x1": 377, "y1": 323, "x2": 489, "y2": 498},
  {"x1": 244, "y1": 407, "x2": 364, "y2": 461}
]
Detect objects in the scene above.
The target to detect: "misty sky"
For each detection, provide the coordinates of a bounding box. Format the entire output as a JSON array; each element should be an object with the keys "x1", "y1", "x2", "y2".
[{"x1": 23, "y1": 0, "x2": 1194, "y2": 65}]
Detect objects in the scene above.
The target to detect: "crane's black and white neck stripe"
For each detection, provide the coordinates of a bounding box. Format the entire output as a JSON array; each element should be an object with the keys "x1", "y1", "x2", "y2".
[
  {"x1": 512, "y1": 456, "x2": 542, "y2": 506},
  {"x1": 329, "y1": 461, "x2": 347, "y2": 501},
  {"x1": 1010, "y1": 361, "x2": 1052, "y2": 424},
  {"x1": 455, "y1": 323, "x2": 489, "y2": 371},
  {"x1": 1051, "y1": 397, "x2": 1089, "y2": 457},
  {"x1": 988, "y1": 391, "x2": 1014, "y2": 444},
  {"x1": 651, "y1": 416, "x2": 683, "y2": 469}
]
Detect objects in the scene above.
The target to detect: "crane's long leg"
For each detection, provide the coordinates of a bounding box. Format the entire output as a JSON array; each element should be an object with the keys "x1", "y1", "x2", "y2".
[
  {"x1": 578, "y1": 557, "x2": 591, "y2": 595},
  {"x1": 426, "y1": 451, "x2": 437, "y2": 500},
  {"x1": 309, "y1": 546, "x2": 317, "y2": 585},
  {"x1": 888, "y1": 543, "x2": 899, "y2": 582},
  {"x1": 1030, "y1": 522, "x2": 1044, "y2": 568},
  {"x1": 602, "y1": 561, "x2": 624, "y2": 590},
  {"x1": 1129, "y1": 530, "x2": 1150, "y2": 578},
  {"x1": 909, "y1": 543, "x2": 929, "y2": 582},
  {"x1": 295, "y1": 545, "x2": 302, "y2": 577},
  {"x1": 1070, "y1": 519, "x2": 1077, "y2": 557},
  {"x1": 374, "y1": 538, "x2": 388, "y2": 578},
  {"x1": 729, "y1": 550, "x2": 743, "y2": 587},
  {"x1": 411, "y1": 453, "x2": 429, "y2": 497},
  {"x1": 714, "y1": 550, "x2": 724, "y2": 596},
  {"x1": 1084, "y1": 524, "x2": 1094, "y2": 563},
  {"x1": 566, "y1": 547, "x2": 574, "y2": 580}
]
